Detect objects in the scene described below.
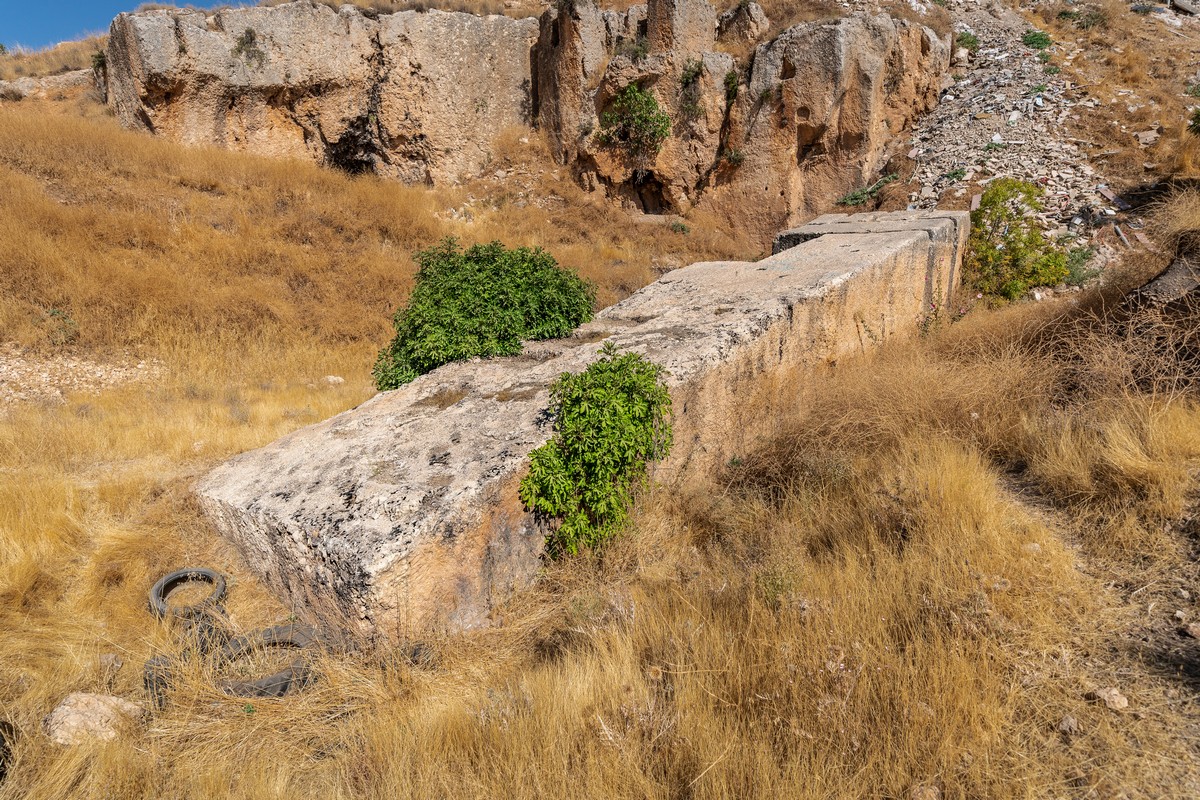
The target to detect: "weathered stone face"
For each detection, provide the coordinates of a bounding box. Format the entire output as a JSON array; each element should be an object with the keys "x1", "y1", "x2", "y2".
[
  {"x1": 195, "y1": 211, "x2": 969, "y2": 642},
  {"x1": 104, "y1": 0, "x2": 948, "y2": 215},
  {"x1": 535, "y1": 0, "x2": 948, "y2": 234},
  {"x1": 105, "y1": 2, "x2": 537, "y2": 181}
]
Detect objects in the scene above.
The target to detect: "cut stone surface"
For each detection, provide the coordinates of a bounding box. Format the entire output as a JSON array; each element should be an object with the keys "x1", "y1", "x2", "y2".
[{"x1": 196, "y1": 211, "x2": 968, "y2": 641}]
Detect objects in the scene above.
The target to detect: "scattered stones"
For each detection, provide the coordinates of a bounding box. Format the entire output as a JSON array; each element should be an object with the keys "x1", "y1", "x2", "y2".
[
  {"x1": 910, "y1": 785, "x2": 942, "y2": 800},
  {"x1": 43, "y1": 693, "x2": 146, "y2": 745},
  {"x1": 1085, "y1": 687, "x2": 1129, "y2": 711},
  {"x1": 323, "y1": 375, "x2": 345, "y2": 386},
  {"x1": 1058, "y1": 714, "x2": 1079, "y2": 736},
  {"x1": 0, "y1": 344, "x2": 163, "y2": 411},
  {"x1": 1180, "y1": 622, "x2": 1200, "y2": 639},
  {"x1": 98, "y1": 654, "x2": 124, "y2": 673}
]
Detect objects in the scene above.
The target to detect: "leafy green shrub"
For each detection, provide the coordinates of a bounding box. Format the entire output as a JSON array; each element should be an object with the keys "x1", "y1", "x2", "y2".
[
  {"x1": 0, "y1": 44, "x2": 7, "y2": 56},
  {"x1": 956, "y1": 32, "x2": 980, "y2": 51},
  {"x1": 1022, "y1": 30, "x2": 1052, "y2": 50},
  {"x1": 597, "y1": 84, "x2": 671, "y2": 159},
  {"x1": 1065, "y1": 246, "x2": 1099, "y2": 286},
  {"x1": 1190, "y1": 108, "x2": 1200, "y2": 137},
  {"x1": 837, "y1": 173, "x2": 897, "y2": 206},
  {"x1": 723, "y1": 147, "x2": 745, "y2": 166},
  {"x1": 1187, "y1": 83, "x2": 1200, "y2": 98},
  {"x1": 91, "y1": 50, "x2": 106, "y2": 76},
  {"x1": 669, "y1": 220, "x2": 690, "y2": 234},
  {"x1": 1044, "y1": 64, "x2": 1061, "y2": 75},
  {"x1": 724, "y1": 70, "x2": 739, "y2": 102},
  {"x1": 519, "y1": 342, "x2": 673, "y2": 556},
  {"x1": 373, "y1": 239, "x2": 594, "y2": 390},
  {"x1": 945, "y1": 167, "x2": 966, "y2": 182},
  {"x1": 965, "y1": 178, "x2": 1067, "y2": 300}
]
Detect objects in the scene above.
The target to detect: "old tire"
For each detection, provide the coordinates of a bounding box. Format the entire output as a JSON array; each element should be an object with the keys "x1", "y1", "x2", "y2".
[
  {"x1": 149, "y1": 568, "x2": 227, "y2": 620},
  {"x1": 0, "y1": 719, "x2": 14, "y2": 784},
  {"x1": 215, "y1": 624, "x2": 319, "y2": 699}
]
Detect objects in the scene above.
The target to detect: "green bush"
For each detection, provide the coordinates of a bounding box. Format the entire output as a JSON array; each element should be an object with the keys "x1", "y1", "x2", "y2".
[
  {"x1": 965, "y1": 178, "x2": 1067, "y2": 300},
  {"x1": 373, "y1": 239, "x2": 594, "y2": 390},
  {"x1": 956, "y1": 32, "x2": 980, "y2": 52},
  {"x1": 1022, "y1": 30, "x2": 1052, "y2": 50},
  {"x1": 724, "y1": 70, "x2": 739, "y2": 102},
  {"x1": 837, "y1": 172, "x2": 897, "y2": 206},
  {"x1": 1190, "y1": 108, "x2": 1200, "y2": 137},
  {"x1": 1065, "y1": 246, "x2": 1099, "y2": 286},
  {"x1": 519, "y1": 343, "x2": 673, "y2": 556},
  {"x1": 0, "y1": 43, "x2": 9, "y2": 56},
  {"x1": 596, "y1": 84, "x2": 671, "y2": 159}
]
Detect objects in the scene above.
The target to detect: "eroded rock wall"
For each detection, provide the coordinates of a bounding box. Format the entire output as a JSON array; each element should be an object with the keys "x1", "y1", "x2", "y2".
[
  {"x1": 105, "y1": 1, "x2": 537, "y2": 181},
  {"x1": 105, "y1": 0, "x2": 949, "y2": 221},
  {"x1": 196, "y1": 211, "x2": 968, "y2": 641}
]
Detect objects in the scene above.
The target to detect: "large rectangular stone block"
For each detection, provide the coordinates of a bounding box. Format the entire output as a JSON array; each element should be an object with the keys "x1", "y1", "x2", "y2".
[{"x1": 196, "y1": 211, "x2": 969, "y2": 640}]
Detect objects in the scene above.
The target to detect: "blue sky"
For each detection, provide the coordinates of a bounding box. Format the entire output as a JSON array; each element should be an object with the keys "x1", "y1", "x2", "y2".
[{"x1": 0, "y1": 1, "x2": 250, "y2": 51}]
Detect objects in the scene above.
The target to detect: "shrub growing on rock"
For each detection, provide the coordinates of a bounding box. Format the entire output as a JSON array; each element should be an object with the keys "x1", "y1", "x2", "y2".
[
  {"x1": 372, "y1": 239, "x2": 594, "y2": 390},
  {"x1": 596, "y1": 84, "x2": 671, "y2": 159},
  {"x1": 520, "y1": 343, "x2": 673, "y2": 556},
  {"x1": 965, "y1": 178, "x2": 1067, "y2": 301}
]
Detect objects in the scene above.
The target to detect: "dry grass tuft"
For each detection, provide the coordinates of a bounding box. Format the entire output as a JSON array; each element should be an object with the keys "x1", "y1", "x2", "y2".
[{"x1": 0, "y1": 37, "x2": 107, "y2": 82}]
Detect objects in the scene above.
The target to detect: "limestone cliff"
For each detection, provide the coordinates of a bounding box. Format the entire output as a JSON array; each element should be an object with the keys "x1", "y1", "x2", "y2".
[
  {"x1": 105, "y1": 0, "x2": 948, "y2": 233},
  {"x1": 106, "y1": 1, "x2": 537, "y2": 182}
]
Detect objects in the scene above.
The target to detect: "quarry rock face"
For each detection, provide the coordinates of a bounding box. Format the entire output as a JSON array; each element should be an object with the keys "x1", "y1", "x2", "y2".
[
  {"x1": 105, "y1": 1, "x2": 537, "y2": 181},
  {"x1": 105, "y1": 0, "x2": 948, "y2": 219},
  {"x1": 196, "y1": 211, "x2": 969, "y2": 641},
  {"x1": 536, "y1": 1, "x2": 948, "y2": 238}
]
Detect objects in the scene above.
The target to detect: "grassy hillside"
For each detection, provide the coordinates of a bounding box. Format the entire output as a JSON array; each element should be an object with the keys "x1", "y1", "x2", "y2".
[{"x1": 2, "y1": 17, "x2": 1200, "y2": 798}]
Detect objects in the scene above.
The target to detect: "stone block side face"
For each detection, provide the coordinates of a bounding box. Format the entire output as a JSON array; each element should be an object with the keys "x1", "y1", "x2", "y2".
[{"x1": 197, "y1": 212, "x2": 965, "y2": 641}]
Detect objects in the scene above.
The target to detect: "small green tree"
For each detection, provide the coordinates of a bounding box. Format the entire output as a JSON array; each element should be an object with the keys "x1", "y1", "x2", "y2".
[
  {"x1": 965, "y1": 178, "x2": 1067, "y2": 300},
  {"x1": 0, "y1": 44, "x2": 8, "y2": 57},
  {"x1": 373, "y1": 239, "x2": 594, "y2": 389},
  {"x1": 596, "y1": 84, "x2": 671, "y2": 159},
  {"x1": 520, "y1": 343, "x2": 673, "y2": 556}
]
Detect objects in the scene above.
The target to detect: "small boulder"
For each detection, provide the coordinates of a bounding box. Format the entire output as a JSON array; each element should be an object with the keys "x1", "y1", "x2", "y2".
[
  {"x1": 1058, "y1": 714, "x2": 1079, "y2": 735},
  {"x1": 951, "y1": 48, "x2": 971, "y2": 68},
  {"x1": 1085, "y1": 687, "x2": 1129, "y2": 711},
  {"x1": 43, "y1": 693, "x2": 146, "y2": 745}
]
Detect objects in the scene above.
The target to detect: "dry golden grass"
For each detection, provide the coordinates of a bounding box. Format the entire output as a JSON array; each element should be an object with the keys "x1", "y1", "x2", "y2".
[
  {"x1": 5, "y1": 277, "x2": 1200, "y2": 797},
  {"x1": 4, "y1": 35, "x2": 1200, "y2": 799},
  {"x1": 0, "y1": 100, "x2": 748, "y2": 354},
  {"x1": 1035, "y1": 1, "x2": 1200, "y2": 184},
  {"x1": 0, "y1": 37, "x2": 107, "y2": 82}
]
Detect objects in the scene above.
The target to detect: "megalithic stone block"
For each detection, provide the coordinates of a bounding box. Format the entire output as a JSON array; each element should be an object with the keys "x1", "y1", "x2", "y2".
[{"x1": 196, "y1": 212, "x2": 969, "y2": 641}]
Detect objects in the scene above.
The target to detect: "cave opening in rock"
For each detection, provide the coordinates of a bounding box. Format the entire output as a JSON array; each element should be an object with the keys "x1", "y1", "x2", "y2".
[
  {"x1": 632, "y1": 169, "x2": 667, "y2": 215},
  {"x1": 325, "y1": 114, "x2": 382, "y2": 175}
]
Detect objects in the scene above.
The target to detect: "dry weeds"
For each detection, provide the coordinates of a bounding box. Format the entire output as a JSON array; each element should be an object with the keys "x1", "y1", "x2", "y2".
[{"x1": 0, "y1": 37, "x2": 107, "y2": 82}]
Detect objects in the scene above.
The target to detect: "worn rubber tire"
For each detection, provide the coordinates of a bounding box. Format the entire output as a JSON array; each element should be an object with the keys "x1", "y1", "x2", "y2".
[
  {"x1": 215, "y1": 624, "x2": 320, "y2": 699},
  {"x1": 149, "y1": 568, "x2": 227, "y2": 620},
  {"x1": 0, "y1": 719, "x2": 14, "y2": 784}
]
